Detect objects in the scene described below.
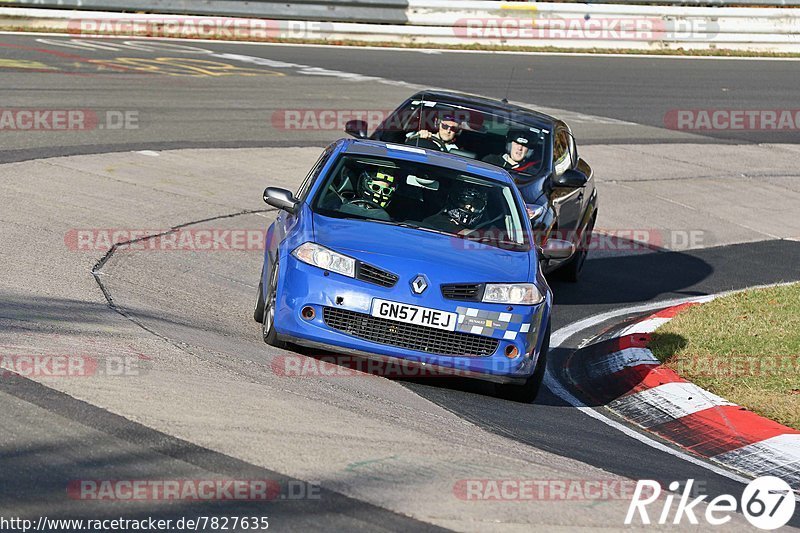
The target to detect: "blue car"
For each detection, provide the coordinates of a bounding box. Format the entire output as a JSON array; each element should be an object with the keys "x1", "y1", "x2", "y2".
[{"x1": 255, "y1": 139, "x2": 571, "y2": 402}]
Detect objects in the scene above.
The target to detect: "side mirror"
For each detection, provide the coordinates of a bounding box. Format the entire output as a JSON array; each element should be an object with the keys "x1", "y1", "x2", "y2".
[
  {"x1": 344, "y1": 119, "x2": 368, "y2": 139},
  {"x1": 263, "y1": 187, "x2": 299, "y2": 214},
  {"x1": 541, "y1": 239, "x2": 575, "y2": 261},
  {"x1": 552, "y1": 169, "x2": 588, "y2": 188}
]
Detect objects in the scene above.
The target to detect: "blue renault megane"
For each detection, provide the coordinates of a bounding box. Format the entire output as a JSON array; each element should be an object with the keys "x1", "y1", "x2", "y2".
[{"x1": 255, "y1": 139, "x2": 572, "y2": 402}]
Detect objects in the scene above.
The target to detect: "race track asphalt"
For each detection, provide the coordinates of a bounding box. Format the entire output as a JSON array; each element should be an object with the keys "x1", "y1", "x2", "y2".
[{"x1": 1, "y1": 33, "x2": 799, "y2": 529}]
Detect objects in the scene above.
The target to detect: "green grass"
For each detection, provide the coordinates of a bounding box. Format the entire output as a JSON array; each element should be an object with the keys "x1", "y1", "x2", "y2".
[{"x1": 649, "y1": 283, "x2": 800, "y2": 430}]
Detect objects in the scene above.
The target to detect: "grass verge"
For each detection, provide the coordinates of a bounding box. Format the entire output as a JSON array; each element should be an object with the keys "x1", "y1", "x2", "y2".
[{"x1": 649, "y1": 283, "x2": 800, "y2": 430}]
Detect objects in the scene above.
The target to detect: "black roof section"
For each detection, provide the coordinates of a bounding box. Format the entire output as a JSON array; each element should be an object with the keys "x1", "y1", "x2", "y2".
[{"x1": 409, "y1": 90, "x2": 558, "y2": 127}]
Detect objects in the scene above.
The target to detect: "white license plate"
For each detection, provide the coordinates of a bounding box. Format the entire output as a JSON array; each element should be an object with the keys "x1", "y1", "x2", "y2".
[{"x1": 371, "y1": 299, "x2": 457, "y2": 332}]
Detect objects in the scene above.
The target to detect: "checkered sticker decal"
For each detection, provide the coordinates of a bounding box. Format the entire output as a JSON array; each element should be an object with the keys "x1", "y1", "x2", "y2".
[{"x1": 455, "y1": 306, "x2": 533, "y2": 340}]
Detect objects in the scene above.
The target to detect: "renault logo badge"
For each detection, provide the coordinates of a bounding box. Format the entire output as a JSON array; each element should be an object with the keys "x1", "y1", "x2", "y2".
[{"x1": 411, "y1": 275, "x2": 428, "y2": 295}]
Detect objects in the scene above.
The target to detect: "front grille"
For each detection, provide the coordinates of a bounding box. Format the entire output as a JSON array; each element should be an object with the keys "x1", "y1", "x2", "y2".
[
  {"x1": 356, "y1": 262, "x2": 399, "y2": 288},
  {"x1": 441, "y1": 283, "x2": 483, "y2": 301},
  {"x1": 323, "y1": 307, "x2": 498, "y2": 357}
]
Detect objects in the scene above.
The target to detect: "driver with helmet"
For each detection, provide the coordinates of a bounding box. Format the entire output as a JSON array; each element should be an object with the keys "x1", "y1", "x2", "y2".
[
  {"x1": 339, "y1": 168, "x2": 397, "y2": 220},
  {"x1": 423, "y1": 184, "x2": 488, "y2": 234}
]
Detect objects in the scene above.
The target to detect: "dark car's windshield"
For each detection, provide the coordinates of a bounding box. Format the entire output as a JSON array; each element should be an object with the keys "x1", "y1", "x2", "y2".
[
  {"x1": 373, "y1": 98, "x2": 551, "y2": 178},
  {"x1": 312, "y1": 153, "x2": 530, "y2": 251}
]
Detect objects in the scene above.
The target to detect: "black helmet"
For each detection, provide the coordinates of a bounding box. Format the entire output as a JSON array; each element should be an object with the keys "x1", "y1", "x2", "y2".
[
  {"x1": 358, "y1": 169, "x2": 396, "y2": 207},
  {"x1": 506, "y1": 129, "x2": 533, "y2": 153},
  {"x1": 507, "y1": 129, "x2": 533, "y2": 146},
  {"x1": 445, "y1": 186, "x2": 487, "y2": 227}
]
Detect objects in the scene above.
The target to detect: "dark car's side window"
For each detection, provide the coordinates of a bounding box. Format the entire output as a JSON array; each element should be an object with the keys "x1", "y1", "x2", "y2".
[
  {"x1": 296, "y1": 144, "x2": 334, "y2": 201},
  {"x1": 553, "y1": 128, "x2": 571, "y2": 176}
]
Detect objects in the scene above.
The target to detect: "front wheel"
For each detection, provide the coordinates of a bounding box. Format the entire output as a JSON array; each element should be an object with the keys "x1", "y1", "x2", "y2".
[
  {"x1": 261, "y1": 258, "x2": 286, "y2": 348},
  {"x1": 495, "y1": 322, "x2": 550, "y2": 403}
]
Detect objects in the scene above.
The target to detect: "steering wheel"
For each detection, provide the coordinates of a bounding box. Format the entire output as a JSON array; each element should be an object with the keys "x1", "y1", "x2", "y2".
[
  {"x1": 428, "y1": 136, "x2": 447, "y2": 150},
  {"x1": 348, "y1": 198, "x2": 384, "y2": 210},
  {"x1": 461, "y1": 213, "x2": 506, "y2": 236},
  {"x1": 335, "y1": 176, "x2": 351, "y2": 195},
  {"x1": 407, "y1": 133, "x2": 447, "y2": 152}
]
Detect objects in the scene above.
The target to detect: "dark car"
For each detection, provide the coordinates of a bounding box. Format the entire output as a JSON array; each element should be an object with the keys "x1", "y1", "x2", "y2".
[{"x1": 344, "y1": 90, "x2": 598, "y2": 282}]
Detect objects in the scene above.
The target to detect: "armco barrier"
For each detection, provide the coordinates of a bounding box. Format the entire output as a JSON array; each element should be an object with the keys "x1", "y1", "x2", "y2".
[
  {"x1": 4, "y1": 0, "x2": 800, "y2": 10},
  {"x1": 1, "y1": 1, "x2": 799, "y2": 53},
  {"x1": 0, "y1": 0, "x2": 411, "y2": 24}
]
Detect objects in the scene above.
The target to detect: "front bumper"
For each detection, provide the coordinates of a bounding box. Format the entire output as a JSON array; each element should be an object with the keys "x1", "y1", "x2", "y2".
[{"x1": 273, "y1": 255, "x2": 550, "y2": 382}]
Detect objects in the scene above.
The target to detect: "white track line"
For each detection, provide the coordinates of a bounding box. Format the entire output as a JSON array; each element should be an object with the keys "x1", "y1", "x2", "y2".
[
  {"x1": 617, "y1": 317, "x2": 672, "y2": 336},
  {"x1": 586, "y1": 347, "x2": 659, "y2": 378},
  {"x1": 714, "y1": 434, "x2": 800, "y2": 486},
  {"x1": 609, "y1": 381, "x2": 734, "y2": 429}
]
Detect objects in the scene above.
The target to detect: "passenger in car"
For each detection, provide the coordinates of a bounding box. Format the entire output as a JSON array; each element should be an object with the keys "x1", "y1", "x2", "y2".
[
  {"x1": 422, "y1": 185, "x2": 488, "y2": 235},
  {"x1": 482, "y1": 130, "x2": 540, "y2": 173}
]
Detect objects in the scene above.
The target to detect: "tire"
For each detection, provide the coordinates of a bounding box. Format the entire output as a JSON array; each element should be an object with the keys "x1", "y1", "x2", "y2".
[
  {"x1": 557, "y1": 214, "x2": 596, "y2": 283},
  {"x1": 495, "y1": 322, "x2": 550, "y2": 403},
  {"x1": 261, "y1": 259, "x2": 286, "y2": 348},
  {"x1": 253, "y1": 266, "x2": 265, "y2": 323}
]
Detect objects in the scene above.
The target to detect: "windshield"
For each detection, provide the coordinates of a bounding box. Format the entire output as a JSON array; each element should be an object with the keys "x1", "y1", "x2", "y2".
[
  {"x1": 374, "y1": 98, "x2": 551, "y2": 178},
  {"x1": 312, "y1": 154, "x2": 530, "y2": 251}
]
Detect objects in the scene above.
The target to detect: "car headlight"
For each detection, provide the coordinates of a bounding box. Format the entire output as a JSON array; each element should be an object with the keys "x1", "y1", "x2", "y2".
[
  {"x1": 292, "y1": 243, "x2": 355, "y2": 278},
  {"x1": 482, "y1": 283, "x2": 544, "y2": 305}
]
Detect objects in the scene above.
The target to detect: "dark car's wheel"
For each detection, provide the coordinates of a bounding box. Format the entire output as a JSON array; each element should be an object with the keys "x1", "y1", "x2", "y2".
[
  {"x1": 496, "y1": 322, "x2": 550, "y2": 403},
  {"x1": 261, "y1": 259, "x2": 286, "y2": 348},
  {"x1": 558, "y1": 213, "x2": 596, "y2": 283},
  {"x1": 253, "y1": 266, "x2": 265, "y2": 323}
]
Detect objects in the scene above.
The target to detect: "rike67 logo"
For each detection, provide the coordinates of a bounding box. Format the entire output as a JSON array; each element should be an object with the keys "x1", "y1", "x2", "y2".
[{"x1": 626, "y1": 477, "x2": 795, "y2": 530}]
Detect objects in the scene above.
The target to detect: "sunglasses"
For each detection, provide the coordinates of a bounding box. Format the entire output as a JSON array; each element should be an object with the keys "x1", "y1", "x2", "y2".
[
  {"x1": 440, "y1": 123, "x2": 460, "y2": 133},
  {"x1": 368, "y1": 182, "x2": 394, "y2": 196}
]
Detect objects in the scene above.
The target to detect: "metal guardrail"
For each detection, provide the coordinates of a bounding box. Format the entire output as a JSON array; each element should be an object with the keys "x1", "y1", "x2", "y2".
[
  {"x1": 0, "y1": 0, "x2": 411, "y2": 24},
  {"x1": 3, "y1": 0, "x2": 800, "y2": 13},
  {"x1": 1, "y1": 1, "x2": 799, "y2": 52}
]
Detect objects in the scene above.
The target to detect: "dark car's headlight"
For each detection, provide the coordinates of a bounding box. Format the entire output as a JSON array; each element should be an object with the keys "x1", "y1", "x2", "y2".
[
  {"x1": 483, "y1": 283, "x2": 544, "y2": 305},
  {"x1": 292, "y1": 243, "x2": 355, "y2": 278}
]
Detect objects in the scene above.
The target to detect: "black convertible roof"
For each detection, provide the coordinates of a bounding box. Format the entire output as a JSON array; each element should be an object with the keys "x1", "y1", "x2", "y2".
[{"x1": 409, "y1": 90, "x2": 558, "y2": 128}]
